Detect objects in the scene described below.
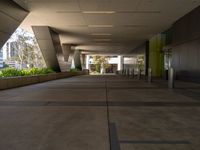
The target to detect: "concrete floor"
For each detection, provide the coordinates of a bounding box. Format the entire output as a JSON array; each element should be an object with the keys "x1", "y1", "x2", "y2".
[{"x1": 0, "y1": 75, "x2": 200, "y2": 150}]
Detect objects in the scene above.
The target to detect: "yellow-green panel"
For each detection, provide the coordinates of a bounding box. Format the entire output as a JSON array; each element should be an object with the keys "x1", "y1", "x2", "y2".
[{"x1": 149, "y1": 34, "x2": 166, "y2": 77}]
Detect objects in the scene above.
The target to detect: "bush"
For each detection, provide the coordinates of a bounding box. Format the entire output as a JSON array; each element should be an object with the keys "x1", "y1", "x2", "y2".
[
  {"x1": 0, "y1": 68, "x2": 55, "y2": 77},
  {"x1": 70, "y1": 68, "x2": 81, "y2": 72},
  {"x1": 27, "y1": 68, "x2": 55, "y2": 75},
  {"x1": 0, "y1": 68, "x2": 24, "y2": 77}
]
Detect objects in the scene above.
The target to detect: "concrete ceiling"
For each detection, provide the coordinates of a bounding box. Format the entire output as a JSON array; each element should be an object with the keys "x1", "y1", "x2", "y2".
[{"x1": 15, "y1": 0, "x2": 200, "y2": 54}]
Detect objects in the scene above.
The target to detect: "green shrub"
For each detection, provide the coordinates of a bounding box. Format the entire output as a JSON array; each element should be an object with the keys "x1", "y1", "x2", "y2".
[
  {"x1": 0, "y1": 68, "x2": 24, "y2": 77},
  {"x1": 70, "y1": 68, "x2": 81, "y2": 72},
  {"x1": 27, "y1": 68, "x2": 55, "y2": 75},
  {"x1": 0, "y1": 68, "x2": 55, "y2": 77}
]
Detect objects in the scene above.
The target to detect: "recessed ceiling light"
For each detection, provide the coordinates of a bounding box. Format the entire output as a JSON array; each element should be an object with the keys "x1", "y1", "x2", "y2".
[
  {"x1": 82, "y1": 11, "x2": 116, "y2": 14},
  {"x1": 90, "y1": 33, "x2": 112, "y2": 36},
  {"x1": 88, "y1": 25, "x2": 114, "y2": 28},
  {"x1": 117, "y1": 10, "x2": 161, "y2": 14},
  {"x1": 94, "y1": 39, "x2": 111, "y2": 41}
]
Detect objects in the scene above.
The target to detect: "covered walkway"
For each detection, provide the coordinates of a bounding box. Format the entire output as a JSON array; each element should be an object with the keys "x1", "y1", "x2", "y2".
[{"x1": 0, "y1": 75, "x2": 200, "y2": 150}]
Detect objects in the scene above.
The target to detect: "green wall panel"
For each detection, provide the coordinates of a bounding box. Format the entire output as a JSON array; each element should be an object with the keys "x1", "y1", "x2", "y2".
[{"x1": 149, "y1": 34, "x2": 166, "y2": 77}]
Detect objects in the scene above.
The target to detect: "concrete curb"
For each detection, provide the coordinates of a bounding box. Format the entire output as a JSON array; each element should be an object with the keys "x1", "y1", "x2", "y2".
[{"x1": 0, "y1": 71, "x2": 87, "y2": 90}]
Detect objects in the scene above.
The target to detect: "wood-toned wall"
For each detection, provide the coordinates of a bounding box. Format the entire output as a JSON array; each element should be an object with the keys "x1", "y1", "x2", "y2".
[{"x1": 172, "y1": 6, "x2": 200, "y2": 82}]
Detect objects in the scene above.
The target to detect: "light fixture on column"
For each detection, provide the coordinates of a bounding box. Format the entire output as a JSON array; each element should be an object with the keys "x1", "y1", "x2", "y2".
[{"x1": 82, "y1": 11, "x2": 116, "y2": 14}]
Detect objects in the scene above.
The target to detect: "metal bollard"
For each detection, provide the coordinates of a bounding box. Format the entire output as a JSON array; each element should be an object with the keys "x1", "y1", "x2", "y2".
[
  {"x1": 138, "y1": 69, "x2": 141, "y2": 80},
  {"x1": 132, "y1": 69, "x2": 134, "y2": 78},
  {"x1": 127, "y1": 69, "x2": 130, "y2": 76},
  {"x1": 148, "y1": 68, "x2": 152, "y2": 83},
  {"x1": 168, "y1": 68, "x2": 174, "y2": 89},
  {"x1": 123, "y1": 69, "x2": 126, "y2": 76}
]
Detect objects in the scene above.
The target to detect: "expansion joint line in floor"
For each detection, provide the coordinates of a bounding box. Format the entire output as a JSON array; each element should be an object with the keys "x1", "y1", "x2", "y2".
[{"x1": 105, "y1": 80, "x2": 112, "y2": 150}]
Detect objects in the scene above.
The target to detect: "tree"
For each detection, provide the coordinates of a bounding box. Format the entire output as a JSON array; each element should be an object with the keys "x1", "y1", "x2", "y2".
[
  {"x1": 92, "y1": 56, "x2": 110, "y2": 74},
  {"x1": 8, "y1": 28, "x2": 45, "y2": 69},
  {"x1": 136, "y1": 55, "x2": 145, "y2": 71}
]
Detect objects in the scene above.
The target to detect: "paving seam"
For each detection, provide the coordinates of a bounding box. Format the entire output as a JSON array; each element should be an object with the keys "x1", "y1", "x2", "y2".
[
  {"x1": 0, "y1": 101, "x2": 200, "y2": 107},
  {"x1": 105, "y1": 80, "x2": 112, "y2": 150}
]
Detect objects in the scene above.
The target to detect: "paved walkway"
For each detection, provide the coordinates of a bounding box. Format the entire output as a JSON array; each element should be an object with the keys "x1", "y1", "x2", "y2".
[{"x1": 0, "y1": 75, "x2": 200, "y2": 150}]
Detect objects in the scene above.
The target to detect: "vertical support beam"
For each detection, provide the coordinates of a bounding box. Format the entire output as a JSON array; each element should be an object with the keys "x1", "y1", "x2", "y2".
[
  {"x1": 62, "y1": 44, "x2": 74, "y2": 71},
  {"x1": 62, "y1": 44, "x2": 72, "y2": 61},
  {"x1": 0, "y1": 0, "x2": 28, "y2": 48},
  {"x1": 32, "y1": 26, "x2": 68, "y2": 72},
  {"x1": 86, "y1": 55, "x2": 90, "y2": 70},
  {"x1": 81, "y1": 54, "x2": 86, "y2": 69},
  {"x1": 32, "y1": 26, "x2": 60, "y2": 71},
  {"x1": 73, "y1": 50, "x2": 82, "y2": 70},
  {"x1": 51, "y1": 29, "x2": 68, "y2": 72},
  {"x1": 117, "y1": 56, "x2": 124, "y2": 71}
]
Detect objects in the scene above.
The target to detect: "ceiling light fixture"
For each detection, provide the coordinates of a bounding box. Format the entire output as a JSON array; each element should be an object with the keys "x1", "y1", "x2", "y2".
[
  {"x1": 94, "y1": 39, "x2": 111, "y2": 41},
  {"x1": 88, "y1": 25, "x2": 114, "y2": 28},
  {"x1": 90, "y1": 33, "x2": 112, "y2": 36},
  {"x1": 82, "y1": 11, "x2": 116, "y2": 14},
  {"x1": 117, "y1": 10, "x2": 161, "y2": 14}
]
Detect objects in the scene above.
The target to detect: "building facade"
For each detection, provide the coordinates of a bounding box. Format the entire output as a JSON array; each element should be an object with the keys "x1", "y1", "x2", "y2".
[{"x1": 0, "y1": 48, "x2": 3, "y2": 68}]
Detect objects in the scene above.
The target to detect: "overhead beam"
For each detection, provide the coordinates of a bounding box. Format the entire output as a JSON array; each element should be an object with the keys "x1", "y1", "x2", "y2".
[{"x1": 0, "y1": 0, "x2": 28, "y2": 48}]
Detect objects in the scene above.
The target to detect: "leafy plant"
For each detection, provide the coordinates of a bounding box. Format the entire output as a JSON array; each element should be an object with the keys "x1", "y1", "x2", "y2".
[
  {"x1": 27, "y1": 68, "x2": 55, "y2": 75},
  {"x1": 0, "y1": 68, "x2": 24, "y2": 77},
  {"x1": 0, "y1": 68, "x2": 55, "y2": 77},
  {"x1": 92, "y1": 56, "x2": 110, "y2": 73},
  {"x1": 70, "y1": 68, "x2": 81, "y2": 72},
  {"x1": 136, "y1": 55, "x2": 145, "y2": 71}
]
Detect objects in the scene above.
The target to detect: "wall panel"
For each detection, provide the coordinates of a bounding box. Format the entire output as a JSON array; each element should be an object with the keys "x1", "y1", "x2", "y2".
[{"x1": 172, "y1": 6, "x2": 200, "y2": 82}]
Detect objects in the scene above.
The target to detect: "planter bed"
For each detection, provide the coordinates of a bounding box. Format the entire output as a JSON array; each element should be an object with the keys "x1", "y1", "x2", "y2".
[{"x1": 0, "y1": 71, "x2": 87, "y2": 90}]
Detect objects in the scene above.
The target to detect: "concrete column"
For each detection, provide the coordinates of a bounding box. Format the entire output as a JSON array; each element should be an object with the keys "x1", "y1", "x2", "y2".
[
  {"x1": 61, "y1": 44, "x2": 75, "y2": 71},
  {"x1": 118, "y1": 56, "x2": 124, "y2": 71},
  {"x1": 73, "y1": 50, "x2": 82, "y2": 70},
  {"x1": 0, "y1": 0, "x2": 28, "y2": 48},
  {"x1": 71, "y1": 58, "x2": 75, "y2": 69},
  {"x1": 62, "y1": 44, "x2": 72, "y2": 61},
  {"x1": 32, "y1": 26, "x2": 68, "y2": 72},
  {"x1": 86, "y1": 55, "x2": 90, "y2": 70},
  {"x1": 81, "y1": 54, "x2": 86, "y2": 69}
]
